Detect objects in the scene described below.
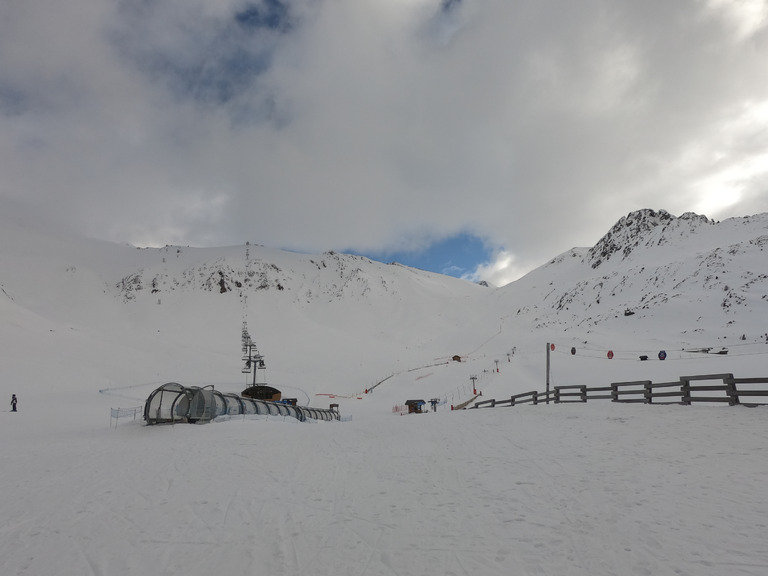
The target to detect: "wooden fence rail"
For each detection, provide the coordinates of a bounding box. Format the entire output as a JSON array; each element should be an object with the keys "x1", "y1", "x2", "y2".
[{"x1": 470, "y1": 373, "x2": 768, "y2": 410}]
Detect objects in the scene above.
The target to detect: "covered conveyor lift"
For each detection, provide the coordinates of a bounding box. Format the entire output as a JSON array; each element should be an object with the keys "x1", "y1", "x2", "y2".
[{"x1": 143, "y1": 383, "x2": 339, "y2": 425}]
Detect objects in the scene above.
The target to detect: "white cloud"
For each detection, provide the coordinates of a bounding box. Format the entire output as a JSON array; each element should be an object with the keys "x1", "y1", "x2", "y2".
[
  {"x1": 465, "y1": 249, "x2": 530, "y2": 286},
  {"x1": 2, "y1": 0, "x2": 768, "y2": 275},
  {"x1": 704, "y1": 0, "x2": 768, "y2": 40}
]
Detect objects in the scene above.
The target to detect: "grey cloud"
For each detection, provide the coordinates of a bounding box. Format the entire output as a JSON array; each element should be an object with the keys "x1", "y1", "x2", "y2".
[{"x1": 1, "y1": 0, "x2": 767, "y2": 282}]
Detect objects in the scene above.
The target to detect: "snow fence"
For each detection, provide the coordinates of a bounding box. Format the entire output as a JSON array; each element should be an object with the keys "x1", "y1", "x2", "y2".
[{"x1": 143, "y1": 383, "x2": 338, "y2": 425}]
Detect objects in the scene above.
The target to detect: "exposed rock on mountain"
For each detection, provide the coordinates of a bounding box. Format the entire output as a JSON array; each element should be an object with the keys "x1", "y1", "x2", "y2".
[
  {"x1": 587, "y1": 209, "x2": 713, "y2": 269},
  {"x1": 502, "y1": 210, "x2": 768, "y2": 340},
  {"x1": 114, "y1": 246, "x2": 481, "y2": 305}
]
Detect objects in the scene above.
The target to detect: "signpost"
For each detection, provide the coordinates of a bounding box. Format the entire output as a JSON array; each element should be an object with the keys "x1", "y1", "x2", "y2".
[{"x1": 546, "y1": 342, "x2": 552, "y2": 404}]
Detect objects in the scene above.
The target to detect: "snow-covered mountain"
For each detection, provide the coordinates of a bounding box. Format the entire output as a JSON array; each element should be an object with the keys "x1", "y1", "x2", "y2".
[
  {"x1": 2, "y1": 208, "x2": 768, "y2": 400},
  {"x1": 3, "y1": 208, "x2": 768, "y2": 576},
  {"x1": 493, "y1": 209, "x2": 768, "y2": 349},
  {"x1": 114, "y1": 245, "x2": 484, "y2": 304}
]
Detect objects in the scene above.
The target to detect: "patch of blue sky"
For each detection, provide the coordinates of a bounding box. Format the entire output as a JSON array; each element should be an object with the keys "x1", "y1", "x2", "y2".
[
  {"x1": 111, "y1": 1, "x2": 291, "y2": 107},
  {"x1": 440, "y1": 0, "x2": 462, "y2": 13},
  {"x1": 235, "y1": 0, "x2": 292, "y2": 32},
  {"x1": 0, "y1": 84, "x2": 27, "y2": 116},
  {"x1": 424, "y1": 0, "x2": 465, "y2": 46},
  {"x1": 350, "y1": 232, "x2": 494, "y2": 280}
]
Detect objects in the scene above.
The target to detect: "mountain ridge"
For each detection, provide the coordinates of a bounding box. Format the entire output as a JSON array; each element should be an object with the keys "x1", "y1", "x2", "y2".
[
  {"x1": 2, "y1": 207, "x2": 767, "y2": 398},
  {"x1": 495, "y1": 210, "x2": 768, "y2": 349}
]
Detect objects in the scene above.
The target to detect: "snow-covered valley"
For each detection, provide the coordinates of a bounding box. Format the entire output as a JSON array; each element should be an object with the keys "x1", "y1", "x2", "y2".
[{"x1": 2, "y1": 209, "x2": 768, "y2": 575}]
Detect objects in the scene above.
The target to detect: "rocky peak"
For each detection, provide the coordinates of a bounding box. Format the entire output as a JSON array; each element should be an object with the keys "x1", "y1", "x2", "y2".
[{"x1": 586, "y1": 209, "x2": 712, "y2": 269}]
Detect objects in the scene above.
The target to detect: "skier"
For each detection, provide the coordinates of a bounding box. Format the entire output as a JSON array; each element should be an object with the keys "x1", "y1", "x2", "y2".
[{"x1": 10, "y1": 394, "x2": 17, "y2": 412}]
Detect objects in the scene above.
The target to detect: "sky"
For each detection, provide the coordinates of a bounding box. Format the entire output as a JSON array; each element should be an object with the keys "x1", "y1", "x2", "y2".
[
  {"x1": 1, "y1": 0, "x2": 768, "y2": 285},
  {"x1": 349, "y1": 231, "x2": 492, "y2": 279}
]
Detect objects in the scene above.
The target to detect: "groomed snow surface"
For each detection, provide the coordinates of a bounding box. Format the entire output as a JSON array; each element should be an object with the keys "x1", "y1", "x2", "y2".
[{"x1": 3, "y1": 397, "x2": 767, "y2": 576}]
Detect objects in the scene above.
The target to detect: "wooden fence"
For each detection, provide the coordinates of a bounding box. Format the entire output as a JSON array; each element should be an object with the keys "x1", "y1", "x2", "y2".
[{"x1": 470, "y1": 373, "x2": 768, "y2": 410}]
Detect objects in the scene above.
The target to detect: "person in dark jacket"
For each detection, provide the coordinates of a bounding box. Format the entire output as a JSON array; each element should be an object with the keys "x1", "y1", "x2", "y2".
[{"x1": 10, "y1": 394, "x2": 17, "y2": 412}]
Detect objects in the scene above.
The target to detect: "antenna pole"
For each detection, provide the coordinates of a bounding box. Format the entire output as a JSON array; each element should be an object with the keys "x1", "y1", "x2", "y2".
[
  {"x1": 546, "y1": 342, "x2": 551, "y2": 404},
  {"x1": 252, "y1": 341, "x2": 257, "y2": 387}
]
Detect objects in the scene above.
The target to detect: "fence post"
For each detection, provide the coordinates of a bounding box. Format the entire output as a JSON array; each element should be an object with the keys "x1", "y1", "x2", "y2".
[
  {"x1": 724, "y1": 374, "x2": 739, "y2": 406},
  {"x1": 680, "y1": 377, "x2": 691, "y2": 405},
  {"x1": 611, "y1": 383, "x2": 618, "y2": 402},
  {"x1": 554, "y1": 388, "x2": 561, "y2": 404},
  {"x1": 644, "y1": 381, "x2": 653, "y2": 404},
  {"x1": 580, "y1": 385, "x2": 587, "y2": 403},
  {"x1": 532, "y1": 391, "x2": 538, "y2": 405}
]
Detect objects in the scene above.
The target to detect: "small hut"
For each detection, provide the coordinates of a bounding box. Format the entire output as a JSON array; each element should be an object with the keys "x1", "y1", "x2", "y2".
[
  {"x1": 452, "y1": 355, "x2": 462, "y2": 362},
  {"x1": 405, "y1": 399, "x2": 426, "y2": 414},
  {"x1": 241, "y1": 385, "x2": 282, "y2": 401}
]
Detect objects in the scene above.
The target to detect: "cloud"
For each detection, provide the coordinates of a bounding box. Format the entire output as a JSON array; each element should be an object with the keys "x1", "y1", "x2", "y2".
[
  {"x1": 464, "y1": 249, "x2": 528, "y2": 287},
  {"x1": 1, "y1": 0, "x2": 767, "y2": 284}
]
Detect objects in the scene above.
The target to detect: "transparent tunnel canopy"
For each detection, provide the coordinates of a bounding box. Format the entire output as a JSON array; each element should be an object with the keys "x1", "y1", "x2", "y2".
[{"x1": 144, "y1": 383, "x2": 338, "y2": 425}]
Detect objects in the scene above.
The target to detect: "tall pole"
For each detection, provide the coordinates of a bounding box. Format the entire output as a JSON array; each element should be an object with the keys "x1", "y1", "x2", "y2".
[
  {"x1": 546, "y1": 342, "x2": 551, "y2": 404},
  {"x1": 251, "y1": 343, "x2": 257, "y2": 387}
]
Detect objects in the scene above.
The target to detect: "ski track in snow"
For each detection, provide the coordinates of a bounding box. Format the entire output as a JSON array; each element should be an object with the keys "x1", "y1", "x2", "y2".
[
  {"x1": 3, "y1": 210, "x2": 768, "y2": 575},
  {"x1": 3, "y1": 404, "x2": 768, "y2": 576}
]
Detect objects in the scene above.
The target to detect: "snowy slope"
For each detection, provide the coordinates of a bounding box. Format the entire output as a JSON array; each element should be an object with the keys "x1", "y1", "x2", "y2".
[{"x1": 1, "y1": 208, "x2": 768, "y2": 576}]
